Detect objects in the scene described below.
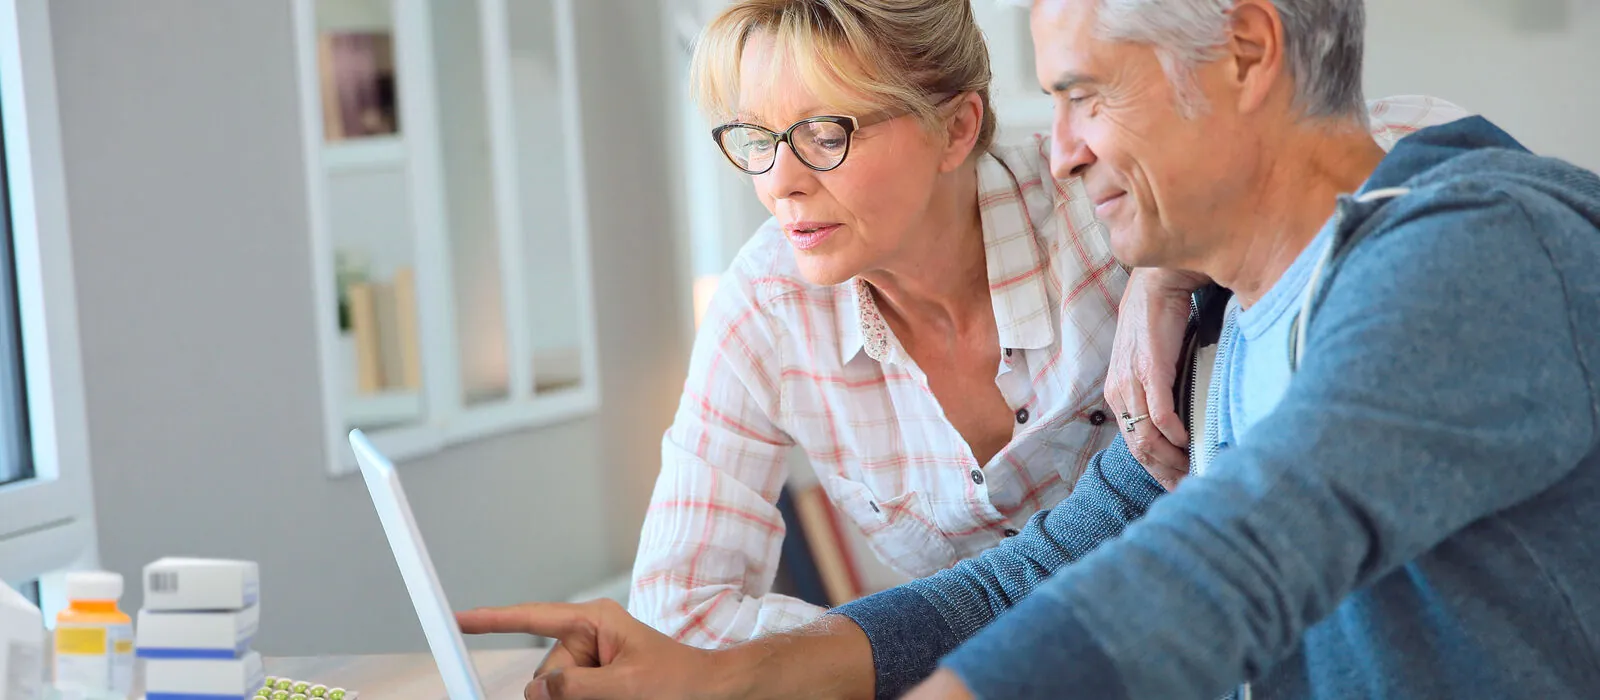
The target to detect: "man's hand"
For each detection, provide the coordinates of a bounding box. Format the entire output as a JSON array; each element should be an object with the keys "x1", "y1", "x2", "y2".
[
  {"x1": 903, "y1": 668, "x2": 976, "y2": 700},
  {"x1": 457, "y1": 599, "x2": 730, "y2": 700},
  {"x1": 1106, "y1": 267, "x2": 1209, "y2": 490}
]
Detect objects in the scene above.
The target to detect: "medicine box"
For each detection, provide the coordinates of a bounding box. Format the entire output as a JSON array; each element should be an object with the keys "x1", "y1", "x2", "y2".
[
  {"x1": 0, "y1": 583, "x2": 45, "y2": 700},
  {"x1": 137, "y1": 604, "x2": 259, "y2": 659},
  {"x1": 145, "y1": 650, "x2": 264, "y2": 699},
  {"x1": 142, "y1": 558, "x2": 259, "y2": 612}
]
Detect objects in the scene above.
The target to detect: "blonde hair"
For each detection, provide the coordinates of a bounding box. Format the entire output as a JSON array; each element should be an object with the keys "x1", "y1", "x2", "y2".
[{"x1": 691, "y1": 0, "x2": 998, "y2": 154}]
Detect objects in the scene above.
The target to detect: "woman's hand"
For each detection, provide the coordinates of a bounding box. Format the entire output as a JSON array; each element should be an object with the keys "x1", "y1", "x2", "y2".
[
  {"x1": 457, "y1": 599, "x2": 733, "y2": 700},
  {"x1": 1106, "y1": 267, "x2": 1209, "y2": 490}
]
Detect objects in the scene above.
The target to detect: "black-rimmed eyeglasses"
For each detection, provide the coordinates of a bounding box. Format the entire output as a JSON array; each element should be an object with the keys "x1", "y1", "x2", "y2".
[
  {"x1": 711, "y1": 115, "x2": 860, "y2": 175},
  {"x1": 713, "y1": 94, "x2": 961, "y2": 175}
]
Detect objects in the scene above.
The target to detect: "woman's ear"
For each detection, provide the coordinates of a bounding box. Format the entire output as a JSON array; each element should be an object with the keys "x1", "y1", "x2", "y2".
[{"x1": 939, "y1": 92, "x2": 985, "y2": 172}]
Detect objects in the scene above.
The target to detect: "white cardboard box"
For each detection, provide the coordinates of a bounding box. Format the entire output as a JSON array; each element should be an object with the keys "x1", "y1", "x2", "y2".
[
  {"x1": 0, "y1": 583, "x2": 45, "y2": 700},
  {"x1": 144, "y1": 650, "x2": 263, "y2": 697},
  {"x1": 141, "y1": 558, "x2": 259, "y2": 612},
  {"x1": 136, "y1": 604, "x2": 259, "y2": 659}
]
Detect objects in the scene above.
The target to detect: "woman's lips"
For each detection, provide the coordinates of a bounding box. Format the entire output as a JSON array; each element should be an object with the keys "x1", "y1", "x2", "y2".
[{"x1": 786, "y1": 223, "x2": 841, "y2": 251}]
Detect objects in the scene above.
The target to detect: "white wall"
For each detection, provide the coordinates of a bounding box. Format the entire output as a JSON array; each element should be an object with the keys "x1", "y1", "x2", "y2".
[
  {"x1": 1364, "y1": 0, "x2": 1600, "y2": 172},
  {"x1": 49, "y1": 0, "x2": 688, "y2": 655}
]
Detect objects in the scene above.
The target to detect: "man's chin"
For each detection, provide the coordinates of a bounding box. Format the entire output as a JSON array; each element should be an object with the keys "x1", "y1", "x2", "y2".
[{"x1": 1108, "y1": 230, "x2": 1160, "y2": 269}]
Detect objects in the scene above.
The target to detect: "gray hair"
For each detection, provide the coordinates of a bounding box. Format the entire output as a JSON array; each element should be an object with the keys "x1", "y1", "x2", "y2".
[{"x1": 1093, "y1": 0, "x2": 1368, "y2": 122}]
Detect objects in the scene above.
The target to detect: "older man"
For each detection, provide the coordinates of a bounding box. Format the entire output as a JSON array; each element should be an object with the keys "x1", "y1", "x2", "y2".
[
  {"x1": 456, "y1": 1, "x2": 1600, "y2": 699},
  {"x1": 905, "y1": 0, "x2": 1600, "y2": 698}
]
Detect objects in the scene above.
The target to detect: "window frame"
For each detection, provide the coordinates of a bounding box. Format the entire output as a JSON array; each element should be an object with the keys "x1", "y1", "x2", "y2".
[
  {"x1": 0, "y1": 0, "x2": 100, "y2": 599},
  {"x1": 0, "y1": 46, "x2": 30, "y2": 489}
]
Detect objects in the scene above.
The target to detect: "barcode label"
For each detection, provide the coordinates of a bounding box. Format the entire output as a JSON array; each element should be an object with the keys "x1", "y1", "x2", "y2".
[{"x1": 148, "y1": 571, "x2": 179, "y2": 593}]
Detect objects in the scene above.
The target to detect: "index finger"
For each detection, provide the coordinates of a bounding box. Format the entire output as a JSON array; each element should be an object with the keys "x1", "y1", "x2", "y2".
[{"x1": 456, "y1": 603, "x2": 585, "y2": 638}]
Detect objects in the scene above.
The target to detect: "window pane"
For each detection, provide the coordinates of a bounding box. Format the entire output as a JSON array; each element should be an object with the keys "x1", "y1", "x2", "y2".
[
  {"x1": 0, "y1": 93, "x2": 35, "y2": 487},
  {"x1": 9, "y1": 579, "x2": 41, "y2": 606},
  {"x1": 435, "y1": 0, "x2": 512, "y2": 407},
  {"x1": 509, "y1": 0, "x2": 586, "y2": 395}
]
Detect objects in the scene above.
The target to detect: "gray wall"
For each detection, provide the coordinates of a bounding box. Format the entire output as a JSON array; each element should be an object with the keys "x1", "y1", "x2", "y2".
[
  {"x1": 1365, "y1": 0, "x2": 1600, "y2": 172},
  {"x1": 50, "y1": 0, "x2": 687, "y2": 655}
]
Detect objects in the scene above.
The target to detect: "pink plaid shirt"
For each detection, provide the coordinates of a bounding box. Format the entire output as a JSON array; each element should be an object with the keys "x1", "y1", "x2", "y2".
[{"x1": 631, "y1": 96, "x2": 1473, "y2": 647}]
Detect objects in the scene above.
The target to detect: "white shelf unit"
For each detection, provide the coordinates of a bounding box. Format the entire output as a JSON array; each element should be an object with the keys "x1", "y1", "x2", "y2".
[
  {"x1": 294, "y1": 0, "x2": 600, "y2": 477},
  {"x1": 321, "y1": 135, "x2": 407, "y2": 172}
]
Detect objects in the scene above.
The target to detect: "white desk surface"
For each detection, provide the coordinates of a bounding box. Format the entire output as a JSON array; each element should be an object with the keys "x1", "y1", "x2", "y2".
[{"x1": 262, "y1": 647, "x2": 550, "y2": 700}]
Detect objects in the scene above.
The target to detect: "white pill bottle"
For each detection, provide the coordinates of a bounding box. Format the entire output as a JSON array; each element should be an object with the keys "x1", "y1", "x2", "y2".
[{"x1": 53, "y1": 572, "x2": 134, "y2": 698}]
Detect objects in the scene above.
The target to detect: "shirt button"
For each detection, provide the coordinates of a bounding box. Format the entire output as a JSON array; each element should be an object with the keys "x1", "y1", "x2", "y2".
[
  {"x1": 970, "y1": 470, "x2": 985, "y2": 485},
  {"x1": 1015, "y1": 408, "x2": 1030, "y2": 424},
  {"x1": 869, "y1": 501, "x2": 880, "y2": 514},
  {"x1": 1089, "y1": 410, "x2": 1108, "y2": 426},
  {"x1": 1003, "y1": 528, "x2": 1020, "y2": 537},
  {"x1": 1004, "y1": 348, "x2": 1014, "y2": 358}
]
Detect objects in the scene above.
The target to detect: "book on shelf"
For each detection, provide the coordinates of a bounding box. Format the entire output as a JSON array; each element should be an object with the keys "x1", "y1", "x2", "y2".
[
  {"x1": 346, "y1": 281, "x2": 384, "y2": 394},
  {"x1": 344, "y1": 265, "x2": 423, "y2": 396},
  {"x1": 372, "y1": 280, "x2": 403, "y2": 389},
  {"x1": 391, "y1": 267, "x2": 423, "y2": 390}
]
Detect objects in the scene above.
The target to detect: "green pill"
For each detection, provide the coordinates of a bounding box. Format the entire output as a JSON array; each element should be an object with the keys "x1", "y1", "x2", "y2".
[
  {"x1": 276, "y1": 679, "x2": 294, "y2": 691},
  {"x1": 328, "y1": 690, "x2": 346, "y2": 700},
  {"x1": 310, "y1": 685, "x2": 328, "y2": 697}
]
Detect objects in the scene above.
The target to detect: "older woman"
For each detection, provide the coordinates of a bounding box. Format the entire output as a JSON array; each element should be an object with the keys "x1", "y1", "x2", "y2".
[{"x1": 627, "y1": 0, "x2": 1130, "y2": 647}]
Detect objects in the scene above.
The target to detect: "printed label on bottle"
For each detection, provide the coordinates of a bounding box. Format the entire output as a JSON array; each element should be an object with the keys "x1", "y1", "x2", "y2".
[
  {"x1": 53, "y1": 623, "x2": 114, "y2": 691},
  {"x1": 108, "y1": 623, "x2": 135, "y2": 693},
  {"x1": 54, "y1": 626, "x2": 106, "y2": 655}
]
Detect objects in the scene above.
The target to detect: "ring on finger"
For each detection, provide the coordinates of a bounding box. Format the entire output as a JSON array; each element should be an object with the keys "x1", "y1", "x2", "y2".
[{"x1": 1121, "y1": 412, "x2": 1151, "y2": 432}]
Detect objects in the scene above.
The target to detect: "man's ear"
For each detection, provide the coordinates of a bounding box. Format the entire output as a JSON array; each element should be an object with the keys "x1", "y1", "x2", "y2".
[
  {"x1": 939, "y1": 92, "x2": 986, "y2": 172},
  {"x1": 1222, "y1": 0, "x2": 1287, "y2": 115}
]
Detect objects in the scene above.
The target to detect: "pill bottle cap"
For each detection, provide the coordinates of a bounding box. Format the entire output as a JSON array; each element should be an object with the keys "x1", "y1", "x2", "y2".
[{"x1": 65, "y1": 571, "x2": 123, "y2": 601}]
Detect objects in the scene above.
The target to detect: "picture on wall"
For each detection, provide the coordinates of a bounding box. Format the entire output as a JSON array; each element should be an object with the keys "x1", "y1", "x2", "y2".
[{"x1": 318, "y1": 31, "x2": 400, "y2": 141}]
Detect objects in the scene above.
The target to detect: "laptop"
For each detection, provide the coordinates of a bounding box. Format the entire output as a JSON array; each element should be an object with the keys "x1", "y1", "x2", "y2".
[{"x1": 349, "y1": 429, "x2": 488, "y2": 699}]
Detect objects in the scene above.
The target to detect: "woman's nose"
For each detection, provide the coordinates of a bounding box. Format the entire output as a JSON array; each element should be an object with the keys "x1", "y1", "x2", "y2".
[{"x1": 761, "y1": 142, "x2": 815, "y2": 200}]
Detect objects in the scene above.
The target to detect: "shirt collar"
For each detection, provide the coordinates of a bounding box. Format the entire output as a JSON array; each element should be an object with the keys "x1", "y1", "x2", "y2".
[{"x1": 837, "y1": 151, "x2": 1056, "y2": 365}]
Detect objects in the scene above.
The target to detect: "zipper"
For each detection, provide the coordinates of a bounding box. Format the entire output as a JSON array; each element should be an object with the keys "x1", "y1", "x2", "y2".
[
  {"x1": 1186, "y1": 294, "x2": 1202, "y2": 463},
  {"x1": 1190, "y1": 341, "x2": 1220, "y2": 476},
  {"x1": 1177, "y1": 287, "x2": 1231, "y2": 477}
]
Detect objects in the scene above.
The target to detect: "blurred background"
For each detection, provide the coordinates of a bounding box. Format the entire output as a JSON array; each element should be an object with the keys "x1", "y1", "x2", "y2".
[{"x1": 0, "y1": 0, "x2": 1594, "y2": 657}]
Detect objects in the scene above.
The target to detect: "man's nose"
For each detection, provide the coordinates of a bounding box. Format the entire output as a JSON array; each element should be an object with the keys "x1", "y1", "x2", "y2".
[{"x1": 1050, "y1": 118, "x2": 1095, "y2": 181}]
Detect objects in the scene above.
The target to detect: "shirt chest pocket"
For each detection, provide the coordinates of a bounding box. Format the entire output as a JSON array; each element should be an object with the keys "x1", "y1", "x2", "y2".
[{"x1": 825, "y1": 475, "x2": 960, "y2": 578}]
